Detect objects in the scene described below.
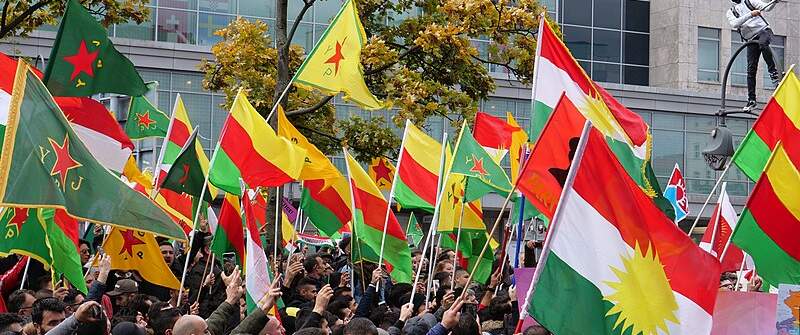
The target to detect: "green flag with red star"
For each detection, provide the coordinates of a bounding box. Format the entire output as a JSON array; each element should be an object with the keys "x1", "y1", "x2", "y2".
[
  {"x1": 0, "y1": 61, "x2": 184, "y2": 241},
  {"x1": 43, "y1": 0, "x2": 146, "y2": 97},
  {"x1": 161, "y1": 127, "x2": 213, "y2": 202},
  {"x1": 125, "y1": 96, "x2": 170, "y2": 139},
  {"x1": 0, "y1": 208, "x2": 87, "y2": 294},
  {"x1": 450, "y1": 123, "x2": 512, "y2": 202}
]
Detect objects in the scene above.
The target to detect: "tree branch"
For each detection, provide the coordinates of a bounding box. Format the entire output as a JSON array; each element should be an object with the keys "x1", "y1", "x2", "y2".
[
  {"x1": 285, "y1": 95, "x2": 335, "y2": 116},
  {"x1": 1, "y1": 0, "x2": 11, "y2": 33},
  {"x1": 364, "y1": 44, "x2": 421, "y2": 75},
  {"x1": 469, "y1": 54, "x2": 521, "y2": 77},
  {"x1": 0, "y1": 0, "x2": 54, "y2": 39},
  {"x1": 284, "y1": 0, "x2": 315, "y2": 55},
  {"x1": 296, "y1": 124, "x2": 397, "y2": 160}
]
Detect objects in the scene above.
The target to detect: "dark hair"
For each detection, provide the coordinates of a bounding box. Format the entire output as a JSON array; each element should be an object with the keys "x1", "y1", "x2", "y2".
[
  {"x1": 0, "y1": 313, "x2": 23, "y2": 332},
  {"x1": 78, "y1": 239, "x2": 91, "y2": 248},
  {"x1": 297, "y1": 277, "x2": 318, "y2": 290},
  {"x1": 387, "y1": 283, "x2": 412, "y2": 308},
  {"x1": 435, "y1": 286, "x2": 451, "y2": 309},
  {"x1": 322, "y1": 310, "x2": 338, "y2": 327},
  {"x1": 343, "y1": 317, "x2": 377, "y2": 335},
  {"x1": 63, "y1": 289, "x2": 84, "y2": 306},
  {"x1": 76, "y1": 305, "x2": 109, "y2": 335},
  {"x1": 128, "y1": 294, "x2": 153, "y2": 317},
  {"x1": 303, "y1": 254, "x2": 321, "y2": 273},
  {"x1": 332, "y1": 286, "x2": 351, "y2": 300},
  {"x1": 338, "y1": 236, "x2": 350, "y2": 251},
  {"x1": 147, "y1": 302, "x2": 181, "y2": 335},
  {"x1": 294, "y1": 329, "x2": 326, "y2": 335},
  {"x1": 7, "y1": 290, "x2": 34, "y2": 314},
  {"x1": 436, "y1": 249, "x2": 454, "y2": 263},
  {"x1": 411, "y1": 249, "x2": 423, "y2": 257},
  {"x1": 327, "y1": 297, "x2": 353, "y2": 321},
  {"x1": 158, "y1": 240, "x2": 174, "y2": 248},
  {"x1": 451, "y1": 313, "x2": 480, "y2": 335},
  {"x1": 31, "y1": 298, "x2": 66, "y2": 325},
  {"x1": 401, "y1": 292, "x2": 425, "y2": 316},
  {"x1": 480, "y1": 295, "x2": 511, "y2": 321},
  {"x1": 523, "y1": 325, "x2": 552, "y2": 335}
]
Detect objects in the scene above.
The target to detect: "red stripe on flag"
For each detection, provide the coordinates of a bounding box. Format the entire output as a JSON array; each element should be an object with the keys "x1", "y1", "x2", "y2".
[
  {"x1": 220, "y1": 117, "x2": 294, "y2": 187},
  {"x1": 538, "y1": 22, "x2": 594, "y2": 97},
  {"x1": 351, "y1": 181, "x2": 405, "y2": 241},
  {"x1": 168, "y1": 119, "x2": 192, "y2": 148},
  {"x1": 304, "y1": 179, "x2": 351, "y2": 226},
  {"x1": 473, "y1": 112, "x2": 519, "y2": 149},
  {"x1": 747, "y1": 179, "x2": 800, "y2": 261},
  {"x1": 573, "y1": 129, "x2": 720, "y2": 314},
  {"x1": 56, "y1": 97, "x2": 135, "y2": 150},
  {"x1": 397, "y1": 148, "x2": 438, "y2": 206}
]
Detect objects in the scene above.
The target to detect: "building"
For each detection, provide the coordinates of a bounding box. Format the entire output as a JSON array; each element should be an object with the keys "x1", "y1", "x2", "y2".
[{"x1": 2, "y1": 0, "x2": 798, "y2": 234}]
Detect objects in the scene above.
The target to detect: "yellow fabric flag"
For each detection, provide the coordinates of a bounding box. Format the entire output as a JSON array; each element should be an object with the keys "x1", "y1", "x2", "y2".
[
  {"x1": 292, "y1": 0, "x2": 383, "y2": 110},
  {"x1": 281, "y1": 211, "x2": 297, "y2": 249},
  {"x1": 103, "y1": 227, "x2": 181, "y2": 289},
  {"x1": 276, "y1": 106, "x2": 342, "y2": 181},
  {"x1": 437, "y1": 173, "x2": 486, "y2": 232},
  {"x1": 506, "y1": 113, "x2": 529, "y2": 183},
  {"x1": 368, "y1": 157, "x2": 395, "y2": 191}
]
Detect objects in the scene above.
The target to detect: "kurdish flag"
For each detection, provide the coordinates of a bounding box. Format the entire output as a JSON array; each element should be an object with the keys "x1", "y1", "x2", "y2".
[
  {"x1": 732, "y1": 142, "x2": 800, "y2": 286},
  {"x1": 732, "y1": 68, "x2": 800, "y2": 181},
  {"x1": 125, "y1": 96, "x2": 170, "y2": 140},
  {"x1": 530, "y1": 15, "x2": 660, "y2": 199},
  {"x1": 0, "y1": 61, "x2": 184, "y2": 240},
  {"x1": 526, "y1": 127, "x2": 720, "y2": 335},
  {"x1": 103, "y1": 227, "x2": 181, "y2": 289},
  {"x1": 344, "y1": 149, "x2": 413, "y2": 283},
  {"x1": 43, "y1": 0, "x2": 146, "y2": 97},
  {"x1": 209, "y1": 91, "x2": 307, "y2": 195},
  {"x1": 210, "y1": 194, "x2": 245, "y2": 265},
  {"x1": 518, "y1": 94, "x2": 586, "y2": 219},
  {"x1": 276, "y1": 106, "x2": 351, "y2": 236},
  {"x1": 473, "y1": 112, "x2": 528, "y2": 180},
  {"x1": 368, "y1": 157, "x2": 395, "y2": 192},
  {"x1": 242, "y1": 189, "x2": 274, "y2": 313},
  {"x1": 394, "y1": 121, "x2": 443, "y2": 213},
  {"x1": 450, "y1": 124, "x2": 512, "y2": 201},
  {"x1": 292, "y1": 0, "x2": 382, "y2": 110},
  {"x1": 0, "y1": 208, "x2": 87, "y2": 294}
]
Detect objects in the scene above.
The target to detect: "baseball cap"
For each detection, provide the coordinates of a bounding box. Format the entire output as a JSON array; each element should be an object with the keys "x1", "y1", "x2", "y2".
[{"x1": 107, "y1": 279, "x2": 138, "y2": 296}]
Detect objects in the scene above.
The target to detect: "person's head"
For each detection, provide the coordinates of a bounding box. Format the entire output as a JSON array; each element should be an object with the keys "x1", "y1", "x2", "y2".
[
  {"x1": 327, "y1": 297, "x2": 353, "y2": 321},
  {"x1": 75, "y1": 303, "x2": 109, "y2": 335},
  {"x1": 78, "y1": 240, "x2": 91, "y2": 265},
  {"x1": 332, "y1": 286, "x2": 352, "y2": 300},
  {"x1": 63, "y1": 289, "x2": 86, "y2": 317},
  {"x1": 523, "y1": 325, "x2": 552, "y2": 335},
  {"x1": 259, "y1": 316, "x2": 285, "y2": 335},
  {"x1": 433, "y1": 272, "x2": 452, "y2": 289},
  {"x1": 293, "y1": 329, "x2": 326, "y2": 335},
  {"x1": 303, "y1": 255, "x2": 325, "y2": 277},
  {"x1": 0, "y1": 313, "x2": 23, "y2": 333},
  {"x1": 338, "y1": 236, "x2": 351, "y2": 255},
  {"x1": 159, "y1": 242, "x2": 175, "y2": 266},
  {"x1": 731, "y1": 0, "x2": 742, "y2": 3},
  {"x1": 296, "y1": 278, "x2": 319, "y2": 301},
  {"x1": 451, "y1": 313, "x2": 480, "y2": 335},
  {"x1": 296, "y1": 309, "x2": 329, "y2": 334},
  {"x1": 7, "y1": 290, "x2": 35, "y2": 317},
  {"x1": 111, "y1": 321, "x2": 144, "y2": 335},
  {"x1": 343, "y1": 318, "x2": 377, "y2": 335},
  {"x1": 171, "y1": 315, "x2": 206, "y2": 335},
  {"x1": 434, "y1": 261, "x2": 453, "y2": 274},
  {"x1": 35, "y1": 275, "x2": 52, "y2": 292},
  {"x1": 31, "y1": 298, "x2": 66, "y2": 335},
  {"x1": 454, "y1": 269, "x2": 469, "y2": 288},
  {"x1": 148, "y1": 302, "x2": 181, "y2": 335},
  {"x1": 107, "y1": 279, "x2": 138, "y2": 307}
]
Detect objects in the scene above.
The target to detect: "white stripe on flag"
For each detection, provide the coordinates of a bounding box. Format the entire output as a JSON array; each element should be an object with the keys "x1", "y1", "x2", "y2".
[
  {"x1": 71, "y1": 123, "x2": 132, "y2": 172},
  {"x1": 0, "y1": 90, "x2": 10, "y2": 126},
  {"x1": 534, "y1": 57, "x2": 589, "y2": 110}
]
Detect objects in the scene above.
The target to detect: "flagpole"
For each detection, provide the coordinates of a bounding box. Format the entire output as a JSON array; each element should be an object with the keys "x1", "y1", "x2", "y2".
[
  {"x1": 495, "y1": 214, "x2": 515, "y2": 295},
  {"x1": 514, "y1": 148, "x2": 530, "y2": 268},
  {"x1": 274, "y1": 186, "x2": 282, "y2": 263},
  {"x1": 734, "y1": 259, "x2": 747, "y2": 291},
  {"x1": 19, "y1": 257, "x2": 31, "y2": 290},
  {"x1": 708, "y1": 182, "x2": 726, "y2": 257},
  {"x1": 451, "y1": 199, "x2": 465, "y2": 290},
  {"x1": 375, "y1": 121, "x2": 410, "y2": 292},
  {"x1": 516, "y1": 122, "x2": 592, "y2": 332},
  {"x1": 153, "y1": 94, "x2": 183, "y2": 189},
  {"x1": 687, "y1": 161, "x2": 732, "y2": 236},
  {"x1": 409, "y1": 131, "x2": 448, "y2": 304},
  {"x1": 527, "y1": 13, "x2": 546, "y2": 138}
]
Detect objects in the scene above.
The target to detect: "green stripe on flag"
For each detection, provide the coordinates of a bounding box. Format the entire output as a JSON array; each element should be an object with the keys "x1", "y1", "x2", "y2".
[
  {"x1": 209, "y1": 148, "x2": 243, "y2": 195},
  {"x1": 301, "y1": 188, "x2": 345, "y2": 237},
  {"x1": 394, "y1": 178, "x2": 434, "y2": 213},
  {"x1": 732, "y1": 209, "x2": 800, "y2": 286},
  {"x1": 352, "y1": 209, "x2": 413, "y2": 284},
  {"x1": 732, "y1": 132, "x2": 771, "y2": 182},
  {"x1": 530, "y1": 101, "x2": 554, "y2": 142}
]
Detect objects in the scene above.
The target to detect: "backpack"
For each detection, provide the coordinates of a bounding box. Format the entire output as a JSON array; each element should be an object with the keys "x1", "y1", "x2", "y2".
[{"x1": 731, "y1": 0, "x2": 769, "y2": 41}]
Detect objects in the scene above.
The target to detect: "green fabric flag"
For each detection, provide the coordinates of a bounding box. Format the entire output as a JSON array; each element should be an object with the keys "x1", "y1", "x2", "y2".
[
  {"x1": 43, "y1": 0, "x2": 146, "y2": 97},
  {"x1": 161, "y1": 128, "x2": 213, "y2": 202},
  {"x1": 440, "y1": 231, "x2": 494, "y2": 284},
  {"x1": 125, "y1": 96, "x2": 169, "y2": 139},
  {"x1": 0, "y1": 208, "x2": 87, "y2": 293},
  {"x1": 0, "y1": 64, "x2": 184, "y2": 240},
  {"x1": 405, "y1": 213, "x2": 423, "y2": 247},
  {"x1": 450, "y1": 125, "x2": 512, "y2": 201}
]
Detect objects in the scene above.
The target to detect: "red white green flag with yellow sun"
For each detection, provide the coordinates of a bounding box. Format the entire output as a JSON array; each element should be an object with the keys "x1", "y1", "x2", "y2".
[{"x1": 523, "y1": 126, "x2": 720, "y2": 335}]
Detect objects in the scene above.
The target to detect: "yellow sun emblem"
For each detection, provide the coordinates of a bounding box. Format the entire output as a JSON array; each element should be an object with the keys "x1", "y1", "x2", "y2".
[{"x1": 603, "y1": 243, "x2": 679, "y2": 335}]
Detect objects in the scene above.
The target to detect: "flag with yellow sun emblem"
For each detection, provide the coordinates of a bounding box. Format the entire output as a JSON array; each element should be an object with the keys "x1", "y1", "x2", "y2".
[{"x1": 521, "y1": 126, "x2": 720, "y2": 335}]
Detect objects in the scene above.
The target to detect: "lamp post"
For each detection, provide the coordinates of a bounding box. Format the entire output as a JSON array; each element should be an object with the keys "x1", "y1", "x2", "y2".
[{"x1": 702, "y1": 40, "x2": 760, "y2": 170}]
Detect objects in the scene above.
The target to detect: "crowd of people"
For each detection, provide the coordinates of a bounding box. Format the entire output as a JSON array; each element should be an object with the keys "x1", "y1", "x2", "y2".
[{"x1": 0, "y1": 230, "x2": 559, "y2": 335}]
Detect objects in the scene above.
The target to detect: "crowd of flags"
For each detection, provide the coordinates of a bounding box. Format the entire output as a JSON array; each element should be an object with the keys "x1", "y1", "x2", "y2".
[{"x1": 0, "y1": 0, "x2": 798, "y2": 333}]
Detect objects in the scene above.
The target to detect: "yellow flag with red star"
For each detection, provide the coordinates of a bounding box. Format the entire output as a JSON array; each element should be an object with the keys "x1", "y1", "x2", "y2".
[
  {"x1": 368, "y1": 157, "x2": 395, "y2": 191},
  {"x1": 292, "y1": 0, "x2": 383, "y2": 110},
  {"x1": 103, "y1": 227, "x2": 181, "y2": 289}
]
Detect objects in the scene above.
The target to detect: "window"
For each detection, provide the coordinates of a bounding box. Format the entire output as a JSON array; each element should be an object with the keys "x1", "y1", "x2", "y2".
[
  {"x1": 592, "y1": 62, "x2": 620, "y2": 83},
  {"x1": 563, "y1": 25, "x2": 591, "y2": 60},
  {"x1": 563, "y1": 0, "x2": 591, "y2": 26},
  {"x1": 623, "y1": 0, "x2": 649, "y2": 33},
  {"x1": 623, "y1": 32, "x2": 648, "y2": 66},
  {"x1": 697, "y1": 27, "x2": 720, "y2": 82},
  {"x1": 593, "y1": 29, "x2": 621, "y2": 63},
  {"x1": 157, "y1": 9, "x2": 197, "y2": 44},
  {"x1": 198, "y1": 13, "x2": 234, "y2": 46},
  {"x1": 593, "y1": 0, "x2": 621, "y2": 29},
  {"x1": 731, "y1": 33, "x2": 748, "y2": 86},
  {"x1": 116, "y1": 11, "x2": 155, "y2": 40}
]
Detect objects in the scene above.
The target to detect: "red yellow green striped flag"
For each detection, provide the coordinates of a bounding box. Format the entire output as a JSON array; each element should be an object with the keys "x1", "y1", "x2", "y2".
[
  {"x1": 344, "y1": 150, "x2": 412, "y2": 283},
  {"x1": 732, "y1": 141, "x2": 800, "y2": 286},
  {"x1": 732, "y1": 68, "x2": 800, "y2": 181},
  {"x1": 210, "y1": 194, "x2": 245, "y2": 265},
  {"x1": 209, "y1": 90, "x2": 307, "y2": 195},
  {"x1": 394, "y1": 121, "x2": 443, "y2": 213}
]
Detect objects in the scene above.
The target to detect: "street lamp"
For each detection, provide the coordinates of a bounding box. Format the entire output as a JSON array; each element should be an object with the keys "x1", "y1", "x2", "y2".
[{"x1": 702, "y1": 41, "x2": 760, "y2": 170}]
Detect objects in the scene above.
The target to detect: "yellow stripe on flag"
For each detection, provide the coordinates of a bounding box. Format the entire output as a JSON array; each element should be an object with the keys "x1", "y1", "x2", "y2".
[
  {"x1": 774, "y1": 71, "x2": 800, "y2": 131},
  {"x1": 345, "y1": 152, "x2": 384, "y2": 199},
  {"x1": 765, "y1": 143, "x2": 800, "y2": 219},
  {"x1": 277, "y1": 106, "x2": 342, "y2": 181},
  {"x1": 404, "y1": 123, "x2": 443, "y2": 174},
  {"x1": 173, "y1": 95, "x2": 218, "y2": 198}
]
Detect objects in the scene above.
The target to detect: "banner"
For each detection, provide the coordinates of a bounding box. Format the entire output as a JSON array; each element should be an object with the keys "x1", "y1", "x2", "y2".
[{"x1": 711, "y1": 291, "x2": 777, "y2": 335}]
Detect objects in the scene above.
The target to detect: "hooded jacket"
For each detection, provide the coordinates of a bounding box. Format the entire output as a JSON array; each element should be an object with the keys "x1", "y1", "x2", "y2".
[{"x1": 727, "y1": 0, "x2": 777, "y2": 40}]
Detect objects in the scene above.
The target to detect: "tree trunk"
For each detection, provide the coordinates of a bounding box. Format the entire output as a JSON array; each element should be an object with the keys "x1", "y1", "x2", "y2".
[{"x1": 274, "y1": 0, "x2": 290, "y2": 119}]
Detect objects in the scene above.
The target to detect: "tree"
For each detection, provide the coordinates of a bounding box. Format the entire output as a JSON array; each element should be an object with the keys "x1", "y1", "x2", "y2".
[
  {"x1": 0, "y1": 0, "x2": 150, "y2": 40},
  {"x1": 201, "y1": 0, "x2": 552, "y2": 162}
]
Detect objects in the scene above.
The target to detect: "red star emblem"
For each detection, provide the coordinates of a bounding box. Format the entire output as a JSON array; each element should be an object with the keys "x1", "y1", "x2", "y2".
[
  {"x1": 6, "y1": 208, "x2": 29, "y2": 233},
  {"x1": 118, "y1": 229, "x2": 146, "y2": 257},
  {"x1": 136, "y1": 111, "x2": 156, "y2": 129},
  {"x1": 468, "y1": 154, "x2": 488, "y2": 176},
  {"x1": 63, "y1": 40, "x2": 99, "y2": 81},
  {"x1": 449, "y1": 183, "x2": 460, "y2": 207},
  {"x1": 48, "y1": 135, "x2": 83, "y2": 188},
  {"x1": 372, "y1": 159, "x2": 393, "y2": 184},
  {"x1": 325, "y1": 37, "x2": 347, "y2": 75}
]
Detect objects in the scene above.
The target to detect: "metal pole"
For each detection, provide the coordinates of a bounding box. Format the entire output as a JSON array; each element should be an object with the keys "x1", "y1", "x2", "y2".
[{"x1": 687, "y1": 161, "x2": 731, "y2": 236}]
